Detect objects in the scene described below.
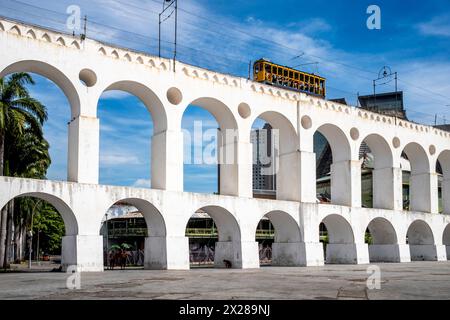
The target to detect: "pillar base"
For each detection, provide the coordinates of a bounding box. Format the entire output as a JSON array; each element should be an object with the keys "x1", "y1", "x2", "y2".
[
  {"x1": 409, "y1": 244, "x2": 447, "y2": 261},
  {"x1": 368, "y1": 244, "x2": 411, "y2": 263},
  {"x1": 272, "y1": 242, "x2": 324, "y2": 266},
  {"x1": 62, "y1": 235, "x2": 103, "y2": 272},
  {"x1": 144, "y1": 237, "x2": 189, "y2": 270},
  {"x1": 326, "y1": 243, "x2": 369, "y2": 264},
  {"x1": 214, "y1": 241, "x2": 259, "y2": 269},
  {"x1": 446, "y1": 246, "x2": 450, "y2": 260}
]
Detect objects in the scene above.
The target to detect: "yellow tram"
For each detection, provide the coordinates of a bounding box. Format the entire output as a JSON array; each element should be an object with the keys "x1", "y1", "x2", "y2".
[{"x1": 253, "y1": 58, "x2": 326, "y2": 97}]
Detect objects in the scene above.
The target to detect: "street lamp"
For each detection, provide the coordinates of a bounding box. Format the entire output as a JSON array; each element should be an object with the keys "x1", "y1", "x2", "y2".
[
  {"x1": 28, "y1": 199, "x2": 42, "y2": 269},
  {"x1": 105, "y1": 213, "x2": 109, "y2": 269}
]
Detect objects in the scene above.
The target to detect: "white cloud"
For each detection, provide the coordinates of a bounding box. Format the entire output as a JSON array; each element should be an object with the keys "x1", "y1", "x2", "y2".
[
  {"x1": 417, "y1": 15, "x2": 450, "y2": 37},
  {"x1": 132, "y1": 178, "x2": 151, "y2": 188},
  {"x1": 100, "y1": 153, "x2": 141, "y2": 166}
]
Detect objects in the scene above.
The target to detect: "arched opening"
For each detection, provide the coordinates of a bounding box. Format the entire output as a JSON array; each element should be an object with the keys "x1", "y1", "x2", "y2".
[
  {"x1": 185, "y1": 206, "x2": 241, "y2": 268},
  {"x1": 359, "y1": 135, "x2": 394, "y2": 209},
  {"x1": 437, "y1": 150, "x2": 450, "y2": 214},
  {"x1": 366, "y1": 218, "x2": 401, "y2": 262},
  {"x1": 0, "y1": 61, "x2": 78, "y2": 182},
  {"x1": 407, "y1": 220, "x2": 436, "y2": 261},
  {"x1": 100, "y1": 198, "x2": 166, "y2": 270},
  {"x1": 320, "y1": 214, "x2": 356, "y2": 264},
  {"x1": 255, "y1": 211, "x2": 303, "y2": 266},
  {"x1": 443, "y1": 224, "x2": 450, "y2": 260},
  {"x1": 251, "y1": 112, "x2": 297, "y2": 200},
  {"x1": 402, "y1": 143, "x2": 433, "y2": 212},
  {"x1": 98, "y1": 81, "x2": 167, "y2": 189},
  {"x1": 182, "y1": 98, "x2": 237, "y2": 195},
  {"x1": 0, "y1": 193, "x2": 77, "y2": 271},
  {"x1": 314, "y1": 124, "x2": 352, "y2": 206}
]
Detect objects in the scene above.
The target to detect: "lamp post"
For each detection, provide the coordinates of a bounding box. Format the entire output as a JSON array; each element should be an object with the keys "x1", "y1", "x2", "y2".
[
  {"x1": 28, "y1": 199, "x2": 41, "y2": 269},
  {"x1": 105, "y1": 213, "x2": 109, "y2": 269}
]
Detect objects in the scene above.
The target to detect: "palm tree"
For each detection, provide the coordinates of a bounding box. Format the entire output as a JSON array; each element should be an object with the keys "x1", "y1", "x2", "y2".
[
  {"x1": 0, "y1": 73, "x2": 47, "y2": 175},
  {"x1": 0, "y1": 73, "x2": 48, "y2": 268}
]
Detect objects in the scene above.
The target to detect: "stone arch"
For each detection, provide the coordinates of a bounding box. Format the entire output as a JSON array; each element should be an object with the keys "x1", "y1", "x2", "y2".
[
  {"x1": 183, "y1": 97, "x2": 238, "y2": 131},
  {"x1": 100, "y1": 198, "x2": 166, "y2": 236},
  {"x1": 366, "y1": 217, "x2": 404, "y2": 262},
  {"x1": 101, "y1": 198, "x2": 167, "y2": 269},
  {"x1": 181, "y1": 97, "x2": 238, "y2": 195},
  {"x1": 255, "y1": 210, "x2": 304, "y2": 266},
  {"x1": 443, "y1": 224, "x2": 450, "y2": 260},
  {"x1": 70, "y1": 40, "x2": 80, "y2": 49},
  {"x1": 2, "y1": 192, "x2": 78, "y2": 235},
  {"x1": 321, "y1": 214, "x2": 362, "y2": 264},
  {"x1": 41, "y1": 33, "x2": 51, "y2": 42},
  {"x1": 407, "y1": 219, "x2": 437, "y2": 261},
  {"x1": 316, "y1": 123, "x2": 351, "y2": 163},
  {"x1": 360, "y1": 134, "x2": 395, "y2": 209},
  {"x1": 253, "y1": 111, "x2": 298, "y2": 156},
  {"x1": 322, "y1": 214, "x2": 354, "y2": 244},
  {"x1": 315, "y1": 124, "x2": 354, "y2": 206},
  {"x1": 251, "y1": 111, "x2": 298, "y2": 201},
  {"x1": 184, "y1": 205, "x2": 244, "y2": 268},
  {"x1": 437, "y1": 150, "x2": 450, "y2": 214},
  {"x1": 100, "y1": 80, "x2": 167, "y2": 133},
  {"x1": 402, "y1": 142, "x2": 433, "y2": 212},
  {"x1": 259, "y1": 210, "x2": 302, "y2": 243},
  {"x1": 407, "y1": 220, "x2": 434, "y2": 245},
  {"x1": 403, "y1": 142, "x2": 430, "y2": 174},
  {"x1": 366, "y1": 217, "x2": 398, "y2": 245},
  {"x1": 0, "y1": 60, "x2": 81, "y2": 118}
]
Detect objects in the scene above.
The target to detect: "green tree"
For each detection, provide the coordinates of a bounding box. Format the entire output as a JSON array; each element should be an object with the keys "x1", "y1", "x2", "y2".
[{"x1": 0, "y1": 73, "x2": 49, "y2": 268}]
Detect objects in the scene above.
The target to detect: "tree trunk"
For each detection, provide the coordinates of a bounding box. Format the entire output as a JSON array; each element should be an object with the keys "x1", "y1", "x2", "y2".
[
  {"x1": 14, "y1": 217, "x2": 23, "y2": 263},
  {"x1": 0, "y1": 204, "x2": 7, "y2": 268},
  {"x1": 0, "y1": 132, "x2": 4, "y2": 176},
  {"x1": 4, "y1": 200, "x2": 14, "y2": 268}
]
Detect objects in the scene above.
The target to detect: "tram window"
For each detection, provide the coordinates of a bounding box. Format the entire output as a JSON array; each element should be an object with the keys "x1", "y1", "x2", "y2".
[
  {"x1": 289, "y1": 71, "x2": 293, "y2": 78},
  {"x1": 272, "y1": 66, "x2": 277, "y2": 74},
  {"x1": 255, "y1": 63, "x2": 260, "y2": 74},
  {"x1": 266, "y1": 64, "x2": 271, "y2": 73},
  {"x1": 300, "y1": 74, "x2": 304, "y2": 81},
  {"x1": 294, "y1": 73, "x2": 299, "y2": 80},
  {"x1": 284, "y1": 70, "x2": 288, "y2": 77},
  {"x1": 278, "y1": 68, "x2": 283, "y2": 76}
]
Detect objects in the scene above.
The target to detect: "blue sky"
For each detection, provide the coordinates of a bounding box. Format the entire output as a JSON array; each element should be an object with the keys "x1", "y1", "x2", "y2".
[{"x1": 1, "y1": 0, "x2": 450, "y2": 193}]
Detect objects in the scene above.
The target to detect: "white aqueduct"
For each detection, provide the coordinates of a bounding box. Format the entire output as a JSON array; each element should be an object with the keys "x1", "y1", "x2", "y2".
[{"x1": 1, "y1": 18, "x2": 450, "y2": 272}]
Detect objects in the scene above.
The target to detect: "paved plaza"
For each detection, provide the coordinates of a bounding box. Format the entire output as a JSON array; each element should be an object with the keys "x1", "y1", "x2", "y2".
[{"x1": 0, "y1": 261, "x2": 449, "y2": 300}]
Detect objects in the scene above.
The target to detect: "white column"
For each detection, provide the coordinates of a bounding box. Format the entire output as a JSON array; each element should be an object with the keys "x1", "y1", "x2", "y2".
[
  {"x1": 409, "y1": 244, "x2": 447, "y2": 261},
  {"x1": 368, "y1": 244, "x2": 411, "y2": 262},
  {"x1": 272, "y1": 242, "x2": 324, "y2": 266},
  {"x1": 151, "y1": 130, "x2": 184, "y2": 191},
  {"x1": 326, "y1": 243, "x2": 369, "y2": 264},
  {"x1": 410, "y1": 172, "x2": 438, "y2": 213},
  {"x1": 442, "y1": 177, "x2": 450, "y2": 215},
  {"x1": 214, "y1": 241, "x2": 259, "y2": 269},
  {"x1": 68, "y1": 116, "x2": 99, "y2": 184},
  {"x1": 277, "y1": 151, "x2": 316, "y2": 203},
  {"x1": 331, "y1": 160, "x2": 361, "y2": 207},
  {"x1": 61, "y1": 235, "x2": 103, "y2": 272},
  {"x1": 145, "y1": 235, "x2": 189, "y2": 270},
  {"x1": 373, "y1": 167, "x2": 403, "y2": 210},
  {"x1": 219, "y1": 140, "x2": 253, "y2": 197}
]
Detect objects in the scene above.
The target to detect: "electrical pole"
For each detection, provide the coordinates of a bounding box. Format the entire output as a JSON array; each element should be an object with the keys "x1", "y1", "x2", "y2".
[{"x1": 158, "y1": 0, "x2": 178, "y2": 72}]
